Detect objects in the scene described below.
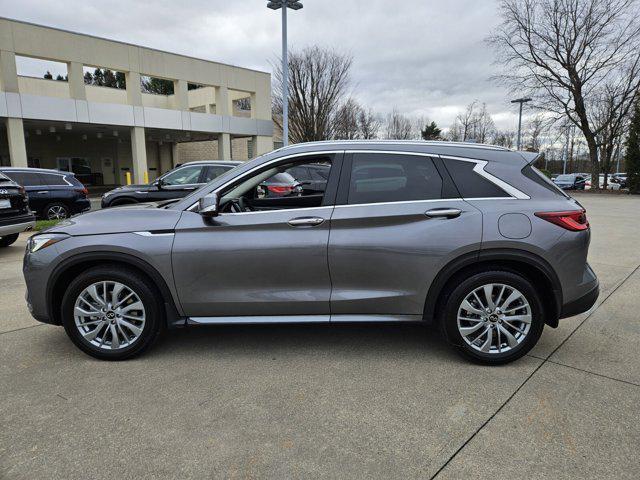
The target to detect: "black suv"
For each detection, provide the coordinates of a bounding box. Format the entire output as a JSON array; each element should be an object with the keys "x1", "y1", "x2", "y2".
[
  {"x1": 101, "y1": 161, "x2": 241, "y2": 208},
  {"x1": 0, "y1": 168, "x2": 91, "y2": 220},
  {"x1": 0, "y1": 171, "x2": 35, "y2": 247}
]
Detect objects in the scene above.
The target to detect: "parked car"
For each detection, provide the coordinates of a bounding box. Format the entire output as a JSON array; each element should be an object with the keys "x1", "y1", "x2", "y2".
[
  {"x1": 610, "y1": 173, "x2": 627, "y2": 189},
  {"x1": 0, "y1": 171, "x2": 35, "y2": 247},
  {"x1": 585, "y1": 174, "x2": 621, "y2": 190},
  {"x1": 552, "y1": 173, "x2": 586, "y2": 190},
  {"x1": 23, "y1": 141, "x2": 598, "y2": 364},
  {"x1": 101, "y1": 161, "x2": 241, "y2": 208},
  {"x1": 0, "y1": 167, "x2": 90, "y2": 220},
  {"x1": 255, "y1": 172, "x2": 303, "y2": 198},
  {"x1": 286, "y1": 162, "x2": 331, "y2": 195}
]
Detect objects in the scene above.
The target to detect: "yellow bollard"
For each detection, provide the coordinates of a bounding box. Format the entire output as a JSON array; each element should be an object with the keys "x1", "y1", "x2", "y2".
[
  {"x1": 125, "y1": 171, "x2": 132, "y2": 185},
  {"x1": 144, "y1": 171, "x2": 149, "y2": 184}
]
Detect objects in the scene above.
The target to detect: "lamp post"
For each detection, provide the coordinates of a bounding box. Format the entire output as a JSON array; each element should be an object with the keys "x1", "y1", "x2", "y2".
[
  {"x1": 267, "y1": 0, "x2": 303, "y2": 147},
  {"x1": 511, "y1": 97, "x2": 532, "y2": 150}
]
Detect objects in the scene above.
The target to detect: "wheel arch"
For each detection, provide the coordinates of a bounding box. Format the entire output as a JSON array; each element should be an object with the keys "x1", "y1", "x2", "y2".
[
  {"x1": 109, "y1": 197, "x2": 139, "y2": 207},
  {"x1": 47, "y1": 252, "x2": 183, "y2": 328},
  {"x1": 423, "y1": 248, "x2": 563, "y2": 328}
]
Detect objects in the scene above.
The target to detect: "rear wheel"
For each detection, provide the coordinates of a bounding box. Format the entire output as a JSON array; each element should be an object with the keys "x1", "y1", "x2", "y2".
[
  {"x1": 0, "y1": 233, "x2": 19, "y2": 247},
  {"x1": 440, "y1": 270, "x2": 544, "y2": 365},
  {"x1": 44, "y1": 202, "x2": 70, "y2": 220},
  {"x1": 61, "y1": 265, "x2": 162, "y2": 360}
]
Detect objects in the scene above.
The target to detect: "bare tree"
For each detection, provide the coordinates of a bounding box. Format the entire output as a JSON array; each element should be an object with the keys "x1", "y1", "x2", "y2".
[
  {"x1": 334, "y1": 98, "x2": 361, "y2": 140},
  {"x1": 472, "y1": 103, "x2": 496, "y2": 143},
  {"x1": 489, "y1": 0, "x2": 640, "y2": 188},
  {"x1": 385, "y1": 108, "x2": 413, "y2": 139},
  {"x1": 448, "y1": 101, "x2": 496, "y2": 142},
  {"x1": 272, "y1": 46, "x2": 353, "y2": 143},
  {"x1": 525, "y1": 115, "x2": 547, "y2": 151},
  {"x1": 456, "y1": 101, "x2": 479, "y2": 141},
  {"x1": 358, "y1": 108, "x2": 381, "y2": 139},
  {"x1": 493, "y1": 130, "x2": 517, "y2": 148}
]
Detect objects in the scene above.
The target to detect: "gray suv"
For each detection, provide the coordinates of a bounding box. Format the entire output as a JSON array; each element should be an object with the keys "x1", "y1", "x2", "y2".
[{"x1": 23, "y1": 141, "x2": 599, "y2": 364}]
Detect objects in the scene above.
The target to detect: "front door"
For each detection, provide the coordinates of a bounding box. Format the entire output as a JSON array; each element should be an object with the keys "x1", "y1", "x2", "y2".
[
  {"x1": 171, "y1": 153, "x2": 341, "y2": 319},
  {"x1": 328, "y1": 151, "x2": 483, "y2": 318}
]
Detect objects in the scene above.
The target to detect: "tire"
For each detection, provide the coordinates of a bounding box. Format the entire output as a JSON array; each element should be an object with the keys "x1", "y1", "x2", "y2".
[
  {"x1": 439, "y1": 270, "x2": 544, "y2": 365},
  {"x1": 44, "y1": 202, "x2": 70, "y2": 220},
  {"x1": 0, "y1": 233, "x2": 19, "y2": 247},
  {"x1": 60, "y1": 265, "x2": 162, "y2": 360}
]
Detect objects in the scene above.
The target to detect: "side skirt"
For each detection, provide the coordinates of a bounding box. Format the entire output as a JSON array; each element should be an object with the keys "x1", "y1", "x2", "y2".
[{"x1": 187, "y1": 314, "x2": 423, "y2": 325}]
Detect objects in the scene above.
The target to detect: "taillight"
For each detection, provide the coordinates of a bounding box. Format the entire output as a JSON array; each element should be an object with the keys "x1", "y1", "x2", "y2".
[
  {"x1": 267, "y1": 185, "x2": 293, "y2": 195},
  {"x1": 75, "y1": 187, "x2": 89, "y2": 197},
  {"x1": 535, "y1": 210, "x2": 589, "y2": 231}
]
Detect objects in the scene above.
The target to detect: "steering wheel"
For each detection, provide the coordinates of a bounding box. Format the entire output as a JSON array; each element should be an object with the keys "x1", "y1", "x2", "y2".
[{"x1": 227, "y1": 197, "x2": 255, "y2": 213}]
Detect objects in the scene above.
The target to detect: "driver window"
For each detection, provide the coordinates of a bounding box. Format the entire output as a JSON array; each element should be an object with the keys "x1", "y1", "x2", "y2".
[{"x1": 219, "y1": 157, "x2": 333, "y2": 213}]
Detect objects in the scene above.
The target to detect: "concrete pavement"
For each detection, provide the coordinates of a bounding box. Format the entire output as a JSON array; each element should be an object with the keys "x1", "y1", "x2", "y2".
[{"x1": 1, "y1": 193, "x2": 639, "y2": 479}]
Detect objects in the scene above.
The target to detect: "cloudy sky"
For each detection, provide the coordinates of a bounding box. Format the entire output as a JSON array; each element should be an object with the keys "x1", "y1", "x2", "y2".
[{"x1": 1, "y1": 0, "x2": 524, "y2": 131}]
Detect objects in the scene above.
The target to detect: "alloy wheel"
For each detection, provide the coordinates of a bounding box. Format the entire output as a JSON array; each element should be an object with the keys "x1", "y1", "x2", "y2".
[
  {"x1": 47, "y1": 205, "x2": 68, "y2": 220},
  {"x1": 456, "y1": 283, "x2": 532, "y2": 354},
  {"x1": 73, "y1": 281, "x2": 146, "y2": 350}
]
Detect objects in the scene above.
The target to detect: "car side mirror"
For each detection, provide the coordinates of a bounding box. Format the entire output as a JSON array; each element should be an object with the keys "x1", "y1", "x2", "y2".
[
  {"x1": 199, "y1": 192, "x2": 219, "y2": 218},
  {"x1": 156, "y1": 178, "x2": 164, "y2": 189}
]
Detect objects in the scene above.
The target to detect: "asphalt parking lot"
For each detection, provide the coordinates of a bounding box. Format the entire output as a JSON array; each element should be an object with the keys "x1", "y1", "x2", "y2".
[{"x1": 1, "y1": 193, "x2": 639, "y2": 479}]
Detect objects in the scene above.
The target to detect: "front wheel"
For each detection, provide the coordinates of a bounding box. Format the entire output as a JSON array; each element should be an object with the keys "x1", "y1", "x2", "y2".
[
  {"x1": 440, "y1": 270, "x2": 544, "y2": 365},
  {"x1": 61, "y1": 265, "x2": 162, "y2": 360}
]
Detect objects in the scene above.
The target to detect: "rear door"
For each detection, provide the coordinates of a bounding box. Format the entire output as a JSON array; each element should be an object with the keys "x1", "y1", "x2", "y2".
[
  {"x1": 328, "y1": 151, "x2": 482, "y2": 319},
  {"x1": 155, "y1": 164, "x2": 205, "y2": 201}
]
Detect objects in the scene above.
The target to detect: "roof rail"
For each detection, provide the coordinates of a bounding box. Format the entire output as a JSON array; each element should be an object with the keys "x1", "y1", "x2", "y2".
[{"x1": 275, "y1": 140, "x2": 510, "y2": 152}]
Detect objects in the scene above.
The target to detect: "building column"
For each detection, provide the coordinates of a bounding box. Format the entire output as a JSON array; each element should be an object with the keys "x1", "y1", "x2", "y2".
[
  {"x1": 6, "y1": 118, "x2": 28, "y2": 167},
  {"x1": 253, "y1": 135, "x2": 273, "y2": 157},
  {"x1": 130, "y1": 126, "x2": 148, "y2": 184},
  {"x1": 174, "y1": 79, "x2": 188, "y2": 110},
  {"x1": 0, "y1": 50, "x2": 19, "y2": 92},
  {"x1": 215, "y1": 85, "x2": 229, "y2": 116},
  {"x1": 172, "y1": 142, "x2": 180, "y2": 167},
  {"x1": 126, "y1": 71, "x2": 143, "y2": 105},
  {"x1": 218, "y1": 134, "x2": 231, "y2": 160},
  {"x1": 67, "y1": 61, "x2": 86, "y2": 100}
]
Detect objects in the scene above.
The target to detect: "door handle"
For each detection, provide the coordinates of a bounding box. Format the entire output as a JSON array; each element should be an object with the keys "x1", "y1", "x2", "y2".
[
  {"x1": 425, "y1": 208, "x2": 462, "y2": 219},
  {"x1": 288, "y1": 216, "x2": 325, "y2": 227},
  {"x1": 36, "y1": 191, "x2": 49, "y2": 194}
]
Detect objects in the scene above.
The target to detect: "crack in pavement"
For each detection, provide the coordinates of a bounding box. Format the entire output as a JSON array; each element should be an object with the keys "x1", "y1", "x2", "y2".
[{"x1": 430, "y1": 262, "x2": 640, "y2": 479}]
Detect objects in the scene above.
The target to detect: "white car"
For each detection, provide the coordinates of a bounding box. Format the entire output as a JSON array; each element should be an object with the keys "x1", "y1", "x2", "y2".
[{"x1": 585, "y1": 174, "x2": 620, "y2": 190}]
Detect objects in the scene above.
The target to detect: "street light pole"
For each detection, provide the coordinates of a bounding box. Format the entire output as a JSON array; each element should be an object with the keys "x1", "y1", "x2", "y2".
[
  {"x1": 511, "y1": 97, "x2": 532, "y2": 150},
  {"x1": 267, "y1": 1, "x2": 303, "y2": 147}
]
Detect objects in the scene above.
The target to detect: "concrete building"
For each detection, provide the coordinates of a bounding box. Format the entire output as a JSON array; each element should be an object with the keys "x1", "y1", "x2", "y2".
[{"x1": 0, "y1": 17, "x2": 273, "y2": 185}]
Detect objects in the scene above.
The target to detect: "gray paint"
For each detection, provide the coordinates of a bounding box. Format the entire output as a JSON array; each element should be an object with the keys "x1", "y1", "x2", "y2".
[{"x1": 24, "y1": 141, "x2": 597, "y2": 337}]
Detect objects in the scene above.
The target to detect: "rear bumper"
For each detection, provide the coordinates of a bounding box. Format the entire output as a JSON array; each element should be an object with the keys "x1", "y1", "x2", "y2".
[
  {"x1": 72, "y1": 198, "x2": 92, "y2": 214},
  {"x1": 560, "y1": 279, "x2": 599, "y2": 318},
  {"x1": 0, "y1": 214, "x2": 36, "y2": 236}
]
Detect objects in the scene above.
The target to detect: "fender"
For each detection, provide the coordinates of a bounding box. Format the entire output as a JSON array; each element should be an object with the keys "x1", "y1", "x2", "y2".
[
  {"x1": 423, "y1": 248, "x2": 563, "y2": 327},
  {"x1": 47, "y1": 251, "x2": 183, "y2": 328}
]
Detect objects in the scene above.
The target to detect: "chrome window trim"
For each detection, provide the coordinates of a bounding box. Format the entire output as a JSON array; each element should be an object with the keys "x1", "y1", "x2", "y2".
[
  {"x1": 220, "y1": 205, "x2": 333, "y2": 216},
  {"x1": 185, "y1": 148, "x2": 529, "y2": 212},
  {"x1": 439, "y1": 154, "x2": 530, "y2": 200},
  {"x1": 133, "y1": 231, "x2": 175, "y2": 237}
]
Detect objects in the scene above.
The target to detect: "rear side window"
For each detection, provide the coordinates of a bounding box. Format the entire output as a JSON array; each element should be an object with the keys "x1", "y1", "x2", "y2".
[
  {"x1": 444, "y1": 160, "x2": 510, "y2": 198},
  {"x1": 348, "y1": 153, "x2": 443, "y2": 204},
  {"x1": 3, "y1": 171, "x2": 42, "y2": 186},
  {"x1": 40, "y1": 173, "x2": 71, "y2": 186},
  {"x1": 522, "y1": 165, "x2": 569, "y2": 198}
]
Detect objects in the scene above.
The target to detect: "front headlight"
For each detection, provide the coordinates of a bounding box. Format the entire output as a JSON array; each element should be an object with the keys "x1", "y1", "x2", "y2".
[{"x1": 27, "y1": 234, "x2": 69, "y2": 253}]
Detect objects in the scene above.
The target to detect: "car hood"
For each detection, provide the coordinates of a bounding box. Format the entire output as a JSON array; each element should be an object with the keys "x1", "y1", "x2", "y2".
[{"x1": 44, "y1": 203, "x2": 182, "y2": 236}]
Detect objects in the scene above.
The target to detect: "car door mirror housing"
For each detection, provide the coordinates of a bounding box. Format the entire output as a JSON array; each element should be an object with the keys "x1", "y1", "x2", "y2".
[{"x1": 199, "y1": 192, "x2": 219, "y2": 218}]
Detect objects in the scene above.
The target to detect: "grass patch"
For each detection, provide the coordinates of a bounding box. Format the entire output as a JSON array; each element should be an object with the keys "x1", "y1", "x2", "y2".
[{"x1": 33, "y1": 219, "x2": 61, "y2": 231}]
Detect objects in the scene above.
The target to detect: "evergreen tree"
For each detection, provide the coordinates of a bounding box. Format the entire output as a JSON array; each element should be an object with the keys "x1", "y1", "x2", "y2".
[
  {"x1": 92, "y1": 68, "x2": 105, "y2": 86},
  {"x1": 115, "y1": 71, "x2": 126, "y2": 90},
  {"x1": 103, "y1": 69, "x2": 117, "y2": 88},
  {"x1": 141, "y1": 77, "x2": 174, "y2": 95},
  {"x1": 43, "y1": 71, "x2": 53, "y2": 80},
  {"x1": 421, "y1": 121, "x2": 442, "y2": 140},
  {"x1": 625, "y1": 99, "x2": 640, "y2": 194},
  {"x1": 84, "y1": 71, "x2": 93, "y2": 85}
]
